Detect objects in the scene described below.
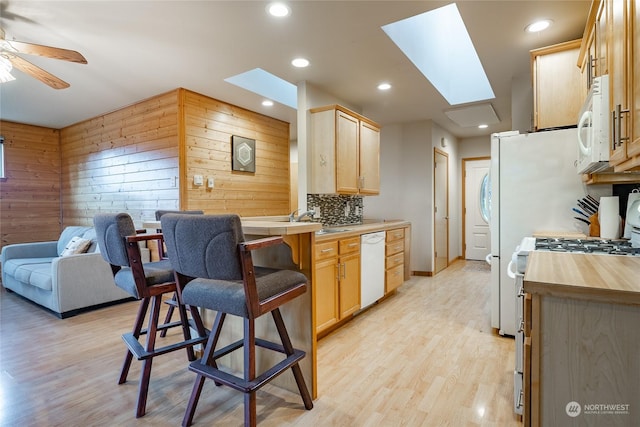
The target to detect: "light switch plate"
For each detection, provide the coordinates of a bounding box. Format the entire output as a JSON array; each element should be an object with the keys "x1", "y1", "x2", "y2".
[
  {"x1": 207, "y1": 177, "x2": 215, "y2": 188},
  {"x1": 193, "y1": 175, "x2": 204, "y2": 186}
]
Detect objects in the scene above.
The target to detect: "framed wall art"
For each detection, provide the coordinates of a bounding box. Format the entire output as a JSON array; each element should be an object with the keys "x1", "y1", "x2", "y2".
[{"x1": 231, "y1": 135, "x2": 256, "y2": 173}]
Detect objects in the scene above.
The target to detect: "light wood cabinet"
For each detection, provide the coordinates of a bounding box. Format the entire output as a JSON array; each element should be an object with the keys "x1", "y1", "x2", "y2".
[
  {"x1": 385, "y1": 228, "x2": 405, "y2": 293},
  {"x1": 309, "y1": 105, "x2": 380, "y2": 195},
  {"x1": 579, "y1": 0, "x2": 608, "y2": 88},
  {"x1": 523, "y1": 251, "x2": 640, "y2": 426},
  {"x1": 579, "y1": 0, "x2": 640, "y2": 178},
  {"x1": 531, "y1": 39, "x2": 585, "y2": 131},
  {"x1": 313, "y1": 236, "x2": 360, "y2": 335},
  {"x1": 609, "y1": 0, "x2": 631, "y2": 166},
  {"x1": 607, "y1": 0, "x2": 640, "y2": 171},
  {"x1": 314, "y1": 241, "x2": 339, "y2": 332}
]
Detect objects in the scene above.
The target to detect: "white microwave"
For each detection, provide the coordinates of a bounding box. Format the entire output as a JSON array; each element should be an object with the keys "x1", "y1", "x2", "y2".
[{"x1": 576, "y1": 74, "x2": 610, "y2": 174}]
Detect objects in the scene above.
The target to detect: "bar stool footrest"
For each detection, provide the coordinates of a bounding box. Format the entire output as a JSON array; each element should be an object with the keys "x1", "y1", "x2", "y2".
[{"x1": 189, "y1": 341, "x2": 305, "y2": 393}]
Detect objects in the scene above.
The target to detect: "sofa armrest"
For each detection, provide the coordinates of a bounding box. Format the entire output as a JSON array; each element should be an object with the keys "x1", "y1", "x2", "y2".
[{"x1": 1, "y1": 241, "x2": 58, "y2": 263}]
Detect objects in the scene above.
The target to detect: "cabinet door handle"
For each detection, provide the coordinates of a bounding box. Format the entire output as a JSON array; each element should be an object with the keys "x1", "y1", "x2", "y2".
[
  {"x1": 612, "y1": 108, "x2": 617, "y2": 150},
  {"x1": 341, "y1": 262, "x2": 347, "y2": 279},
  {"x1": 321, "y1": 248, "x2": 334, "y2": 253},
  {"x1": 336, "y1": 263, "x2": 340, "y2": 280}
]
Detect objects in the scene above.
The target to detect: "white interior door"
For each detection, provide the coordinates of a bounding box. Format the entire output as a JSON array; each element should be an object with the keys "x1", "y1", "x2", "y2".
[{"x1": 464, "y1": 159, "x2": 491, "y2": 260}]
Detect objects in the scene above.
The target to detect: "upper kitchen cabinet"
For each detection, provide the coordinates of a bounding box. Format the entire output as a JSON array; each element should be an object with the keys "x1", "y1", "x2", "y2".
[
  {"x1": 578, "y1": 0, "x2": 608, "y2": 89},
  {"x1": 309, "y1": 105, "x2": 380, "y2": 195},
  {"x1": 609, "y1": 0, "x2": 640, "y2": 171},
  {"x1": 531, "y1": 39, "x2": 585, "y2": 131}
]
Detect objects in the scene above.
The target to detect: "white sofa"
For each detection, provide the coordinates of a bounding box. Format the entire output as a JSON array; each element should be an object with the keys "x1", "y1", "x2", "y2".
[{"x1": 0, "y1": 226, "x2": 133, "y2": 318}]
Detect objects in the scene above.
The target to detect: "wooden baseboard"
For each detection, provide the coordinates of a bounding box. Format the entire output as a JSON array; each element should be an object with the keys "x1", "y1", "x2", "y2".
[{"x1": 412, "y1": 271, "x2": 432, "y2": 277}]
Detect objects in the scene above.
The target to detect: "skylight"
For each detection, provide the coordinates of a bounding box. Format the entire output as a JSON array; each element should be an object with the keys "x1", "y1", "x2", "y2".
[
  {"x1": 224, "y1": 68, "x2": 297, "y2": 109},
  {"x1": 381, "y1": 3, "x2": 495, "y2": 105}
]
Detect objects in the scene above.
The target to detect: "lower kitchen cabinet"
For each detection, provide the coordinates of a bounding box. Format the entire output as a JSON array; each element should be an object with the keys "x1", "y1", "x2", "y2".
[
  {"x1": 523, "y1": 251, "x2": 640, "y2": 426},
  {"x1": 385, "y1": 228, "x2": 405, "y2": 293},
  {"x1": 313, "y1": 236, "x2": 360, "y2": 335}
]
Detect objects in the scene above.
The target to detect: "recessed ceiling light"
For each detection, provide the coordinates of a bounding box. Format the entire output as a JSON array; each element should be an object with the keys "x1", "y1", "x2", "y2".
[
  {"x1": 268, "y1": 2, "x2": 290, "y2": 18},
  {"x1": 262, "y1": 100, "x2": 274, "y2": 107},
  {"x1": 291, "y1": 58, "x2": 309, "y2": 68},
  {"x1": 478, "y1": 124, "x2": 489, "y2": 129},
  {"x1": 525, "y1": 19, "x2": 552, "y2": 33},
  {"x1": 377, "y1": 83, "x2": 392, "y2": 91}
]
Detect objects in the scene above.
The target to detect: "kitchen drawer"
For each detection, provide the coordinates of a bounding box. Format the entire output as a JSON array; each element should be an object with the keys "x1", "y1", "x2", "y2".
[
  {"x1": 385, "y1": 263, "x2": 404, "y2": 292},
  {"x1": 386, "y1": 240, "x2": 404, "y2": 257},
  {"x1": 315, "y1": 241, "x2": 339, "y2": 261},
  {"x1": 386, "y1": 252, "x2": 404, "y2": 270},
  {"x1": 386, "y1": 228, "x2": 404, "y2": 242},
  {"x1": 339, "y1": 236, "x2": 360, "y2": 255}
]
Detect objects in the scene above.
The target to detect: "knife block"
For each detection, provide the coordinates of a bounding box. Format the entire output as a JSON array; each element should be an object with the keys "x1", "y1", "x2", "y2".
[{"x1": 589, "y1": 213, "x2": 600, "y2": 237}]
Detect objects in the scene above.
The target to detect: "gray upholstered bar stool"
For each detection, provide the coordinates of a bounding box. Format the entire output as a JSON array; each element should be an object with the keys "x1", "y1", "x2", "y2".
[
  {"x1": 154, "y1": 209, "x2": 204, "y2": 336},
  {"x1": 93, "y1": 212, "x2": 208, "y2": 418},
  {"x1": 161, "y1": 213, "x2": 313, "y2": 427}
]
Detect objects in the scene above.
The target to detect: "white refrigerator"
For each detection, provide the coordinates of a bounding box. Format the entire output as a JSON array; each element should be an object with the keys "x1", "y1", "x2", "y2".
[{"x1": 490, "y1": 128, "x2": 594, "y2": 336}]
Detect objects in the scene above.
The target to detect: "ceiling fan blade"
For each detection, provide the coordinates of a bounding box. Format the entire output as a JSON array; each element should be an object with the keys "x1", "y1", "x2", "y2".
[
  {"x1": 6, "y1": 54, "x2": 70, "y2": 89},
  {"x1": 3, "y1": 39, "x2": 87, "y2": 64}
]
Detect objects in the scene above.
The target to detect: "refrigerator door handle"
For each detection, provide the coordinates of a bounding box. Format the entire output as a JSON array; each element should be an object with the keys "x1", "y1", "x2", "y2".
[{"x1": 507, "y1": 259, "x2": 516, "y2": 279}]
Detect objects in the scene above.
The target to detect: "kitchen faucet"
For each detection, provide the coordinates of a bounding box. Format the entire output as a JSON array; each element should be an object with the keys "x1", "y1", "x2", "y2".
[{"x1": 289, "y1": 208, "x2": 316, "y2": 222}]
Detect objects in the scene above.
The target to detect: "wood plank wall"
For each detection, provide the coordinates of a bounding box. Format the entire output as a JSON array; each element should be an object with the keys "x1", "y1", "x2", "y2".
[
  {"x1": 0, "y1": 87, "x2": 292, "y2": 258},
  {"x1": 59, "y1": 91, "x2": 181, "y2": 227},
  {"x1": 181, "y1": 89, "x2": 291, "y2": 216},
  {"x1": 0, "y1": 121, "x2": 61, "y2": 250}
]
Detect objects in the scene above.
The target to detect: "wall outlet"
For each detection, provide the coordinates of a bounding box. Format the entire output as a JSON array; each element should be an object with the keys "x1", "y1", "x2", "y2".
[
  {"x1": 207, "y1": 177, "x2": 215, "y2": 188},
  {"x1": 314, "y1": 206, "x2": 321, "y2": 218}
]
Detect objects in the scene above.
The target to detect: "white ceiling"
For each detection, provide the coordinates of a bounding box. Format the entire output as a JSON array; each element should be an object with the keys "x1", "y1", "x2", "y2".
[{"x1": 0, "y1": 1, "x2": 589, "y2": 139}]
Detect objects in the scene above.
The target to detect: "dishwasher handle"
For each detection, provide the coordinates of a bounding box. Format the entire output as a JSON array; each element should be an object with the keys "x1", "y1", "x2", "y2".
[{"x1": 361, "y1": 232, "x2": 386, "y2": 244}]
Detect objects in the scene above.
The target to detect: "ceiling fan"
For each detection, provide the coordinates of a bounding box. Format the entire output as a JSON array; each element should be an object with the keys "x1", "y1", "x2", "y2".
[{"x1": 0, "y1": 27, "x2": 87, "y2": 89}]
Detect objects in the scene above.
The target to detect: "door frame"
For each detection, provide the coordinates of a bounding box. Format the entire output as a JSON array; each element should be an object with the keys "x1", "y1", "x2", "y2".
[
  {"x1": 461, "y1": 156, "x2": 490, "y2": 260},
  {"x1": 433, "y1": 147, "x2": 449, "y2": 274}
]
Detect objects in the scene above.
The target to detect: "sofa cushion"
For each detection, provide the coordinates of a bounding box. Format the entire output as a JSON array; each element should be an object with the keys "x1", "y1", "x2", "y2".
[
  {"x1": 3, "y1": 258, "x2": 56, "y2": 291},
  {"x1": 81, "y1": 228, "x2": 99, "y2": 253},
  {"x1": 57, "y1": 226, "x2": 93, "y2": 257},
  {"x1": 60, "y1": 236, "x2": 92, "y2": 257}
]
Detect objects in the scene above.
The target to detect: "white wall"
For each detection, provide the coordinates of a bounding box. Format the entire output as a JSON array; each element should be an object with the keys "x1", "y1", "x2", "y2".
[
  {"x1": 459, "y1": 135, "x2": 491, "y2": 159},
  {"x1": 364, "y1": 119, "x2": 461, "y2": 273}
]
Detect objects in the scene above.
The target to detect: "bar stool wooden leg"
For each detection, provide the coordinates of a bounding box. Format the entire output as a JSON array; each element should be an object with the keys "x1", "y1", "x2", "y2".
[
  {"x1": 136, "y1": 295, "x2": 162, "y2": 418},
  {"x1": 119, "y1": 297, "x2": 150, "y2": 384},
  {"x1": 272, "y1": 309, "x2": 314, "y2": 410}
]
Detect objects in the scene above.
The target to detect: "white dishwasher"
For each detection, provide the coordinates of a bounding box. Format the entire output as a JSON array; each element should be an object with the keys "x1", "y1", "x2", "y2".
[{"x1": 360, "y1": 231, "x2": 386, "y2": 308}]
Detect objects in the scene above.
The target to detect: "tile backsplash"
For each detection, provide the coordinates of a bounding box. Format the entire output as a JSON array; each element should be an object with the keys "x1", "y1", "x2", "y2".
[{"x1": 307, "y1": 194, "x2": 363, "y2": 226}]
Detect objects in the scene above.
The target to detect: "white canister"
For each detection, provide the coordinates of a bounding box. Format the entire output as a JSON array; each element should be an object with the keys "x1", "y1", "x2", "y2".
[{"x1": 599, "y1": 196, "x2": 620, "y2": 239}]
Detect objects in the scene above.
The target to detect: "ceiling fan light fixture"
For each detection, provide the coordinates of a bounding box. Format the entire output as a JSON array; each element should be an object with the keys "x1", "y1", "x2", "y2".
[{"x1": 0, "y1": 56, "x2": 15, "y2": 83}]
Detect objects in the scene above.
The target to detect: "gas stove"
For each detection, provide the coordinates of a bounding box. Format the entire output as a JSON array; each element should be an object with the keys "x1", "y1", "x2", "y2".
[{"x1": 535, "y1": 237, "x2": 640, "y2": 256}]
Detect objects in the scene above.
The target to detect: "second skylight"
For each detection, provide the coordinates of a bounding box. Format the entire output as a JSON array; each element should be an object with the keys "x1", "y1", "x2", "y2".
[{"x1": 382, "y1": 3, "x2": 494, "y2": 105}]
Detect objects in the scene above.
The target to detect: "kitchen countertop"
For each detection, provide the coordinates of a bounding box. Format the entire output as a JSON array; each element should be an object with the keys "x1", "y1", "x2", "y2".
[
  {"x1": 143, "y1": 217, "x2": 410, "y2": 238},
  {"x1": 311, "y1": 220, "x2": 411, "y2": 241},
  {"x1": 524, "y1": 251, "x2": 640, "y2": 305}
]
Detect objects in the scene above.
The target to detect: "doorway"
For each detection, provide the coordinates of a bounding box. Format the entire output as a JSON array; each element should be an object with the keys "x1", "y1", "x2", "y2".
[
  {"x1": 433, "y1": 148, "x2": 449, "y2": 274},
  {"x1": 462, "y1": 157, "x2": 491, "y2": 261}
]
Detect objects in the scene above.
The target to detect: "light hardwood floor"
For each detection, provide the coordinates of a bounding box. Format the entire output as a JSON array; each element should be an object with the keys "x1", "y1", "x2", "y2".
[{"x1": 0, "y1": 260, "x2": 520, "y2": 426}]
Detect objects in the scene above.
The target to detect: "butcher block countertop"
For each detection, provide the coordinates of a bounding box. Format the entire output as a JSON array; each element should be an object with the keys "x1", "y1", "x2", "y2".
[{"x1": 524, "y1": 251, "x2": 640, "y2": 305}]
